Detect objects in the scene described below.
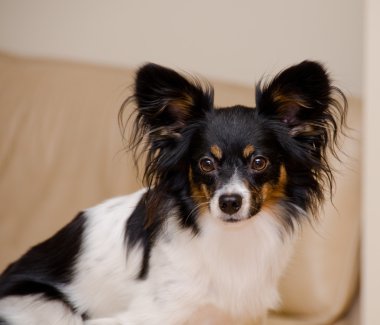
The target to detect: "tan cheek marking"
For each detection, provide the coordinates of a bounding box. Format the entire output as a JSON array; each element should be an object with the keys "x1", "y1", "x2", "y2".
[
  {"x1": 188, "y1": 166, "x2": 210, "y2": 213},
  {"x1": 262, "y1": 165, "x2": 288, "y2": 205},
  {"x1": 278, "y1": 164, "x2": 287, "y2": 187},
  {"x1": 210, "y1": 145, "x2": 223, "y2": 160},
  {"x1": 262, "y1": 183, "x2": 271, "y2": 201},
  {"x1": 201, "y1": 184, "x2": 211, "y2": 200},
  {"x1": 243, "y1": 144, "x2": 255, "y2": 158}
]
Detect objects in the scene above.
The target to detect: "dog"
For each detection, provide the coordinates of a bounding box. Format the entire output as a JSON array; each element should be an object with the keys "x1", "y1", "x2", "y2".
[{"x1": 0, "y1": 61, "x2": 346, "y2": 324}]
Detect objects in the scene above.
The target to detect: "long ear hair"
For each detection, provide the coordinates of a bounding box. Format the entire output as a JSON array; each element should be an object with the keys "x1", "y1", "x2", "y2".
[
  {"x1": 119, "y1": 63, "x2": 214, "y2": 225},
  {"x1": 256, "y1": 61, "x2": 347, "y2": 216}
]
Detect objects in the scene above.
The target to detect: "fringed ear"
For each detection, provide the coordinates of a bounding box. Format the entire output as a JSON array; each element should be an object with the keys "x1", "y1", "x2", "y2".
[
  {"x1": 120, "y1": 62, "x2": 214, "y2": 196},
  {"x1": 134, "y1": 63, "x2": 214, "y2": 140},
  {"x1": 256, "y1": 61, "x2": 347, "y2": 215},
  {"x1": 256, "y1": 61, "x2": 346, "y2": 151},
  {"x1": 119, "y1": 63, "x2": 214, "y2": 227},
  {"x1": 128, "y1": 63, "x2": 214, "y2": 181}
]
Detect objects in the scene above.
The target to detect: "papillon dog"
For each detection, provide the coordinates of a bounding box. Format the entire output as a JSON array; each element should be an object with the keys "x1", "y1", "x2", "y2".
[{"x1": 0, "y1": 61, "x2": 346, "y2": 325}]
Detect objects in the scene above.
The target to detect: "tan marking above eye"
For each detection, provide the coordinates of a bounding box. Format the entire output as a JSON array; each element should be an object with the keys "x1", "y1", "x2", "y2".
[
  {"x1": 210, "y1": 145, "x2": 223, "y2": 160},
  {"x1": 243, "y1": 144, "x2": 255, "y2": 158}
]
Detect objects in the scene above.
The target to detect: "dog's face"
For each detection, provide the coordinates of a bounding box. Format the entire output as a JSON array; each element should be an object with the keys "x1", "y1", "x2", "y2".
[
  {"x1": 189, "y1": 106, "x2": 286, "y2": 223},
  {"x1": 124, "y1": 61, "x2": 346, "y2": 229}
]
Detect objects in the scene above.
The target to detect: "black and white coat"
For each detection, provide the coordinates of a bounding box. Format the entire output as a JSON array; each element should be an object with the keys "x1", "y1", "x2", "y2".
[{"x1": 0, "y1": 189, "x2": 295, "y2": 324}]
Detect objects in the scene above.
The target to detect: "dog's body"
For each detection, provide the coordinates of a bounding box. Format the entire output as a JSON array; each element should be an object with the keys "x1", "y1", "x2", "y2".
[
  {"x1": 0, "y1": 190, "x2": 293, "y2": 324},
  {"x1": 0, "y1": 61, "x2": 346, "y2": 324}
]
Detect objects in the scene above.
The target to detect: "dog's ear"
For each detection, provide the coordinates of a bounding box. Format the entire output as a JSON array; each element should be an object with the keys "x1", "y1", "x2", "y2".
[
  {"x1": 126, "y1": 63, "x2": 214, "y2": 207},
  {"x1": 134, "y1": 63, "x2": 213, "y2": 138},
  {"x1": 256, "y1": 61, "x2": 345, "y2": 147}
]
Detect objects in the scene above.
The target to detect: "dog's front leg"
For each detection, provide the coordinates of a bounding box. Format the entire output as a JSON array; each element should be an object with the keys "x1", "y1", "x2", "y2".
[
  {"x1": 83, "y1": 305, "x2": 195, "y2": 325},
  {"x1": 84, "y1": 311, "x2": 268, "y2": 325}
]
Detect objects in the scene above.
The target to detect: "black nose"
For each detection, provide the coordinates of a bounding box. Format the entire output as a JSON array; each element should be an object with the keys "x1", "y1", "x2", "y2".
[{"x1": 219, "y1": 194, "x2": 242, "y2": 215}]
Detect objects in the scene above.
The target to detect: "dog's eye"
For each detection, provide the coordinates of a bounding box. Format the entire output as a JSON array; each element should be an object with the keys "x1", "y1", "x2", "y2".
[
  {"x1": 251, "y1": 156, "x2": 268, "y2": 171},
  {"x1": 199, "y1": 158, "x2": 215, "y2": 173}
]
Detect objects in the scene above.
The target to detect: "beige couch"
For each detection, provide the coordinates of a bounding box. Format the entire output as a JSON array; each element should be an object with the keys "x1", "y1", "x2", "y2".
[{"x1": 0, "y1": 52, "x2": 361, "y2": 324}]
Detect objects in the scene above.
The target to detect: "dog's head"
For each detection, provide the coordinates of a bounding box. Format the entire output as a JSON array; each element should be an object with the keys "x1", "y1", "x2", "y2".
[{"x1": 121, "y1": 62, "x2": 346, "y2": 230}]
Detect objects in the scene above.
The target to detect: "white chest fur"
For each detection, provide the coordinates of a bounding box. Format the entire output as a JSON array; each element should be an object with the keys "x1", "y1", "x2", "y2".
[
  {"x1": 149, "y1": 209, "x2": 296, "y2": 322},
  {"x1": 68, "y1": 192, "x2": 296, "y2": 324}
]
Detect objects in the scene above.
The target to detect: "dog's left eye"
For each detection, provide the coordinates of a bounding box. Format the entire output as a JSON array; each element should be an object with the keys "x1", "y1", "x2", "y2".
[
  {"x1": 251, "y1": 156, "x2": 268, "y2": 171},
  {"x1": 199, "y1": 158, "x2": 215, "y2": 173}
]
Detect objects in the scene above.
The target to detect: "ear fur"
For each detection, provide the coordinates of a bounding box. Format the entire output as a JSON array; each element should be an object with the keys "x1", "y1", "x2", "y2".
[
  {"x1": 119, "y1": 64, "x2": 214, "y2": 226},
  {"x1": 256, "y1": 61, "x2": 347, "y2": 215},
  {"x1": 256, "y1": 61, "x2": 345, "y2": 132},
  {"x1": 256, "y1": 61, "x2": 346, "y2": 145},
  {"x1": 120, "y1": 62, "x2": 213, "y2": 193},
  {"x1": 134, "y1": 63, "x2": 213, "y2": 138}
]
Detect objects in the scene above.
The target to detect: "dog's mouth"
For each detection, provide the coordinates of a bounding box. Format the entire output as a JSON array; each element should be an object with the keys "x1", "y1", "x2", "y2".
[
  {"x1": 223, "y1": 217, "x2": 247, "y2": 224},
  {"x1": 216, "y1": 203, "x2": 260, "y2": 224},
  {"x1": 219, "y1": 213, "x2": 254, "y2": 224},
  {"x1": 224, "y1": 217, "x2": 241, "y2": 223}
]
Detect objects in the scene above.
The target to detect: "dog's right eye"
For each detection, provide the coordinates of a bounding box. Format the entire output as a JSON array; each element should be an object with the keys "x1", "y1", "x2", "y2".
[
  {"x1": 199, "y1": 158, "x2": 215, "y2": 173},
  {"x1": 251, "y1": 156, "x2": 269, "y2": 172}
]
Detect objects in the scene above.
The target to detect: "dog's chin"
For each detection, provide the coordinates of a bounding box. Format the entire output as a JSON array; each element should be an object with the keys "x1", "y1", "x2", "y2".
[
  {"x1": 216, "y1": 206, "x2": 261, "y2": 225},
  {"x1": 218, "y1": 213, "x2": 254, "y2": 225}
]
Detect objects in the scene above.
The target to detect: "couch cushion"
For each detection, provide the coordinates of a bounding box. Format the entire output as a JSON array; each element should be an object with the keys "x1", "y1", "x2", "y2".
[
  {"x1": 0, "y1": 53, "x2": 140, "y2": 270},
  {"x1": 0, "y1": 53, "x2": 360, "y2": 324}
]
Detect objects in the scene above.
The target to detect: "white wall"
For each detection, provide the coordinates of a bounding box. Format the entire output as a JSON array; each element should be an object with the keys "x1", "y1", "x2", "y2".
[
  {"x1": 0, "y1": 0, "x2": 362, "y2": 97},
  {"x1": 362, "y1": 0, "x2": 380, "y2": 323}
]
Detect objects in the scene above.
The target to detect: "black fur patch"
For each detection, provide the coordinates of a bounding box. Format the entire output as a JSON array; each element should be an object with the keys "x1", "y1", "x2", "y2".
[
  {"x1": 0, "y1": 212, "x2": 86, "y2": 312},
  {"x1": 125, "y1": 189, "x2": 200, "y2": 280},
  {"x1": 125, "y1": 195, "x2": 164, "y2": 280}
]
